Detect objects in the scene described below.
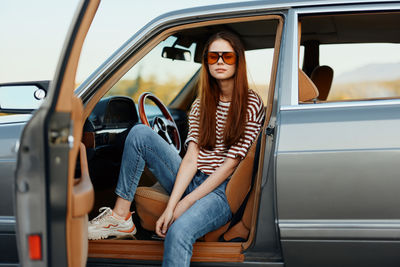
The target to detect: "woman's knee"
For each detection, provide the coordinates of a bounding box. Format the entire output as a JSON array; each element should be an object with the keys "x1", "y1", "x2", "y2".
[
  {"x1": 130, "y1": 124, "x2": 153, "y2": 137},
  {"x1": 125, "y1": 124, "x2": 153, "y2": 147}
]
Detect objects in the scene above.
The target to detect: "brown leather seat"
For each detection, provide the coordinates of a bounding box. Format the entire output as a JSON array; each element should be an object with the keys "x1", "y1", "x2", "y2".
[
  {"x1": 299, "y1": 68, "x2": 319, "y2": 102},
  {"x1": 135, "y1": 183, "x2": 168, "y2": 231},
  {"x1": 134, "y1": 132, "x2": 261, "y2": 241},
  {"x1": 311, "y1": 65, "x2": 334, "y2": 101}
]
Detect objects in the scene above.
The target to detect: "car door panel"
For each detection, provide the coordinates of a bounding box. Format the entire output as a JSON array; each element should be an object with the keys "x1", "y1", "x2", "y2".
[
  {"x1": 69, "y1": 142, "x2": 93, "y2": 267},
  {"x1": 0, "y1": 121, "x2": 26, "y2": 217},
  {"x1": 16, "y1": 108, "x2": 49, "y2": 266},
  {"x1": 276, "y1": 103, "x2": 400, "y2": 266},
  {"x1": 15, "y1": 0, "x2": 99, "y2": 266},
  {"x1": 66, "y1": 96, "x2": 94, "y2": 267},
  {"x1": 278, "y1": 104, "x2": 400, "y2": 219},
  {"x1": 72, "y1": 143, "x2": 94, "y2": 218}
]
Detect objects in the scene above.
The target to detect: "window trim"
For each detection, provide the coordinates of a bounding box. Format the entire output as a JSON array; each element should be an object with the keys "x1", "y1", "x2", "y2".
[
  {"x1": 282, "y1": 3, "x2": 400, "y2": 108},
  {"x1": 281, "y1": 98, "x2": 400, "y2": 111}
]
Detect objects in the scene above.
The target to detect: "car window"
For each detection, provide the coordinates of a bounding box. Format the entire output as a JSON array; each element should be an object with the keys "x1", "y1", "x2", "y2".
[
  {"x1": 246, "y1": 48, "x2": 274, "y2": 103},
  {"x1": 299, "y1": 12, "x2": 400, "y2": 104},
  {"x1": 105, "y1": 36, "x2": 201, "y2": 105},
  {"x1": 320, "y1": 43, "x2": 400, "y2": 101},
  {"x1": 86, "y1": 16, "x2": 280, "y2": 112},
  {"x1": 104, "y1": 39, "x2": 274, "y2": 106}
]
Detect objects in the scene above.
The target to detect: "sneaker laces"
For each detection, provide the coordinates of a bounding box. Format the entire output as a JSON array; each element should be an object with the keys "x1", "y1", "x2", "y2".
[{"x1": 90, "y1": 207, "x2": 113, "y2": 224}]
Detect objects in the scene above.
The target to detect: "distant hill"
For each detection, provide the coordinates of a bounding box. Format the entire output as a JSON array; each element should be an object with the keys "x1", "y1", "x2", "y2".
[{"x1": 335, "y1": 62, "x2": 400, "y2": 84}]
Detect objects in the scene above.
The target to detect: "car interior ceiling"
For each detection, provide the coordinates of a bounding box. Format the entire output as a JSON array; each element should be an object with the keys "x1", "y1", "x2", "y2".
[
  {"x1": 81, "y1": 18, "x2": 281, "y2": 244},
  {"x1": 301, "y1": 13, "x2": 400, "y2": 44}
]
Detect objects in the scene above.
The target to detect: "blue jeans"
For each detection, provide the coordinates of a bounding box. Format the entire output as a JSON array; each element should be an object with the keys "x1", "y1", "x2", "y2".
[{"x1": 115, "y1": 124, "x2": 232, "y2": 267}]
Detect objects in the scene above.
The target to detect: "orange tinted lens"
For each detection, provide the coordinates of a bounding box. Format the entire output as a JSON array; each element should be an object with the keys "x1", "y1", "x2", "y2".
[
  {"x1": 222, "y1": 52, "x2": 236, "y2": 65},
  {"x1": 207, "y1": 52, "x2": 219, "y2": 64}
]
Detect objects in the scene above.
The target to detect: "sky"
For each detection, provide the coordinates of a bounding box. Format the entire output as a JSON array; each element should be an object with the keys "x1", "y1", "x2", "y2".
[
  {"x1": 0, "y1": 0, "x2": 255, "y2": 84},
  {"x1": 1, "y1": 0, "x2": 400, "y2": 85}
]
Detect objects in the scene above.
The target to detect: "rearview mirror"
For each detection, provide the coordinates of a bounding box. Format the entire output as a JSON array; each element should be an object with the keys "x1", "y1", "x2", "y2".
[
  {"x1": 0, "y1": 81, "x2": 49, "y2": 113},
  {"x1": 161, "y1": 46, "x2": 191, "y2": 61}
]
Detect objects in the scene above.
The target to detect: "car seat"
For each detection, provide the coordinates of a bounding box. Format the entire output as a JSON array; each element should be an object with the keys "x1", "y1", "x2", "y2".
[
  {"x1": 134, "y1": 130, "x2": 262, "y2": 242},
  {"x1": 310, "y1": 65, "x2": 334, "y2": 101},
  {"x1": 299, "y1": 68, "x2": 320, "y2": 102}
]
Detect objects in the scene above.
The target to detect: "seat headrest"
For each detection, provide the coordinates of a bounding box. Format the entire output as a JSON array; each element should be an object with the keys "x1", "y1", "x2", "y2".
[
  {"x1": 299, "y1": 68, "x2": 319, "y2": 102},
  {"x1": 311, "y1": 65, "x2": 334, "y2": 101}
]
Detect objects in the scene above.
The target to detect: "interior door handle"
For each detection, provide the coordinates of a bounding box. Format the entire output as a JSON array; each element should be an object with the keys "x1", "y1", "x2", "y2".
[{"x1": 72, "y1": 143, "x2": 94, "y2": 217}]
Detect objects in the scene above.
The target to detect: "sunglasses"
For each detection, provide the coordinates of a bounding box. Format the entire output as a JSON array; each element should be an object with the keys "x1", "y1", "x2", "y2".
[{"x1": 206, "y1": 51, "x2": 237, "y2": 65}]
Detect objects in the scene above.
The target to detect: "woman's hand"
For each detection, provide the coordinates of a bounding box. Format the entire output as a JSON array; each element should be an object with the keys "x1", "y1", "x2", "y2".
[
  {"x1": 154, "y1": 142, "x2": 199, "y2": 238},
  {"x1": 155, "y1": 208, "x2": 174, "y2": 238},
  {"x1": 155, "y1": 197, "x2": 195, "y2": 238},
  {"x1": 173, "y1": 197, "x2": 194, "y2": 220}
]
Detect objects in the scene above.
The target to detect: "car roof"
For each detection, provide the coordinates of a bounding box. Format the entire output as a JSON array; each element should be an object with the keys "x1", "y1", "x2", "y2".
[{"x1": 160, "y1": 0, "x2": 399, "y2": 18}]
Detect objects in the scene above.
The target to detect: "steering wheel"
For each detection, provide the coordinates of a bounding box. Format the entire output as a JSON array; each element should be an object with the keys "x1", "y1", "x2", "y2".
[{"x1": 138, "y1": 92, "x2": 181, "y2": 153}]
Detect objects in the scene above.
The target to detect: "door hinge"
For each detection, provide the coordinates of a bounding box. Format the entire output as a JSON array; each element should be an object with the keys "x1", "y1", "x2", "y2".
[
  {"x1": 49, "y1": 113, "x2": 74, "y2": 147},
  {"x1": 266, "y1": 126, "x2": 275, "y2": 136},
  {"x1": 49, "y1": 127, "x2": 74, "y2": 147}
]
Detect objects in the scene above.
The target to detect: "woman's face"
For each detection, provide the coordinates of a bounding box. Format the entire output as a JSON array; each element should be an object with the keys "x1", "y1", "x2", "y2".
[{"x1": 207, "y1": 39, "x2": 236, "y2": 81}]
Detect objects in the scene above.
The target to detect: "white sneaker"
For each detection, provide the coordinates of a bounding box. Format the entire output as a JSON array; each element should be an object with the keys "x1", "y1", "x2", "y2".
[{"x1": 88, "y1": 207, "x2": 137, "y2": 240}]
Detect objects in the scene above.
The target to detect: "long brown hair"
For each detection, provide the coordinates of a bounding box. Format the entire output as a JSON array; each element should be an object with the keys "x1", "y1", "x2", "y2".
[{"x1": 198, "y1": 31, "x2": 249, "y2": 149}]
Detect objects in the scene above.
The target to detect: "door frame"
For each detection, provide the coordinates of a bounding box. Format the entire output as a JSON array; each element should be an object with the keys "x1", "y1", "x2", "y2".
[{"x1": 15, "y1": 1, "x2": 98, "y2": 266}]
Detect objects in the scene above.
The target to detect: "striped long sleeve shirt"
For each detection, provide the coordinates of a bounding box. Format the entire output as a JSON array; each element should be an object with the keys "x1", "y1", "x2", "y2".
[{"x1": 185, "y1": 89, "x2": 265, "y2": 175}]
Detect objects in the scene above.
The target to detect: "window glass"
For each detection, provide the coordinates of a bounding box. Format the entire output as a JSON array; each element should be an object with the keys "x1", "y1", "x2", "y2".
[
  {"x1": 106, "y1": 36, "x2": 201, "y2": 105},
  {"x1": 106, "y1": 41, "x2": 275, "y2": 106},
  {"x1": 245, "y1": 48, "x2": 274, "y2": 103},
  {"x1": 320, "y1": 43, "x2": 400, "y2": 101},
  {"x1": 103, "y1": 17, "x2": 280, "y2": 107},
  {"x1": 299, "y1": 12, "x2": 400, "y2": 104}
]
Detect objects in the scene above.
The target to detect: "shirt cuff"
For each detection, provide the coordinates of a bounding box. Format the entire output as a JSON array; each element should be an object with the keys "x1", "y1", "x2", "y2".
[{"x1": 185, "y1": 136, "x2": 198, "y2": 148}]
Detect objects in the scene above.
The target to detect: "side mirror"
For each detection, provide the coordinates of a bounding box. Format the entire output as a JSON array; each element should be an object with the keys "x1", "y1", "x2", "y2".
[
  {"x1": 161, "y1": 46, "x2": 191, "y2": 61},
  {"x1": 0, "y1": 81, "x2": 49, "y2": 113}
]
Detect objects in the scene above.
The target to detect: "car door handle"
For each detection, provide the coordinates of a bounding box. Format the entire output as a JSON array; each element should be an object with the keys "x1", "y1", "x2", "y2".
[
  {"x1": 72, "y1": 143, "x2": 94, "y2": 217},
  {"x1": 13, "y1": 140, "x2": 20, "y2": 153}
]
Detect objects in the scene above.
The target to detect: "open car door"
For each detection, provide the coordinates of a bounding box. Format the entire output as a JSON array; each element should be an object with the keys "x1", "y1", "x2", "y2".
[{"x1": 15, "y1": 1, "x2": 99, "y2": 266}]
